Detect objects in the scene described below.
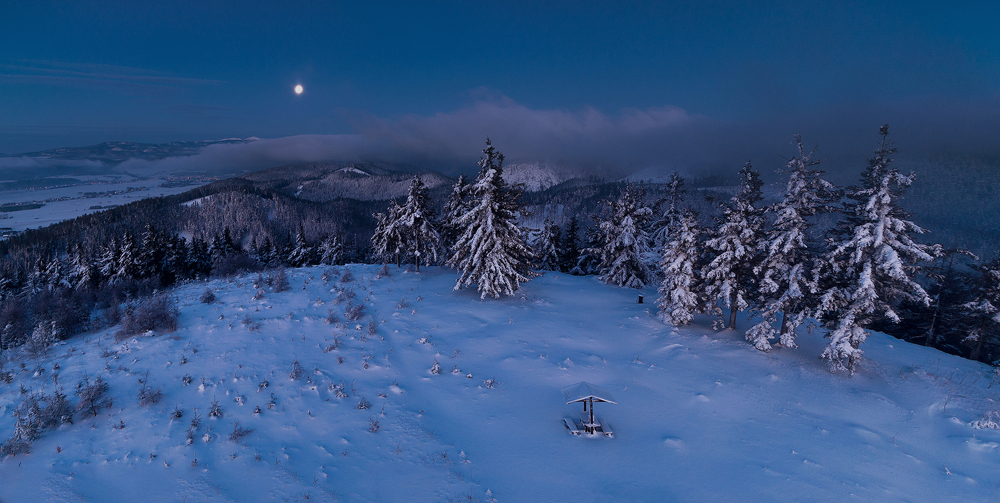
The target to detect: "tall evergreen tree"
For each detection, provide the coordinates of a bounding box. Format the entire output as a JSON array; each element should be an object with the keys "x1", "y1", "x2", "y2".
[
  {"x1": 701, "y1": 162, "x2": 765, "y2": 330},
  {"x1": 287, "y1": 224, "x2": 313, "y2": 267},
  {"x1": 397, "y1": 176, "x2": 441, "y2": 272},
  {"x1": 657, "y1": 210, "x2": 703, "y2": 326},
  {"x1": 816, "y1": 126, "x2": 938, "y2": 374},
  {"x1": 573, "y1": 222, "x2": 604, "y2": 276},
  {"x1": 596, "y1": 185, "x2": 653, "y2": 288},
  {"x1": 98, "y1": 238, "x2": 119, "y2": 283},
  {"x1": 560, "y1": 216, "x2": 582, "y2": 274},
  {"x1": 652, "y1": 172, "x2": 686, "y2": 248},
  {"x1": 962, "y1": 257, "x2": 1000, "y2": 363},
  {"x1": 448, "y1": 138, "x2": 534, "y2": 298},
  {"x1": 371, "y1": 201, "x2": 406, "y2": 267},
  {"x1": 189, "y1": 237, "x2": 213, "y2": 279},
  {"x1": 534, "y1": 220, "x2": 562, "y2": 271},
  {"x1": 318, "y1": 234, "x2": 343, "y2": 265},
  {"x1": 747, "y1": 136, "x2": 837, "y2": 351},
  {"x1": 441, "y1": 175, "x2": 469, "y2": 253}
]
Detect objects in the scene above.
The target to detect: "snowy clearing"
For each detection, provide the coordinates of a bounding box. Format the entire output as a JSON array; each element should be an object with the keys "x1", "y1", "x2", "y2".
[{"x1": 1, "y1": 265, "x2": 998, "y2": 502}]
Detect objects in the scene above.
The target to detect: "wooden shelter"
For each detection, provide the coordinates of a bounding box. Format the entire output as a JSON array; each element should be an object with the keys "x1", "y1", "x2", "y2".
[{"x1": 561, "y1": 382, "x2": 616, "y2": 437}]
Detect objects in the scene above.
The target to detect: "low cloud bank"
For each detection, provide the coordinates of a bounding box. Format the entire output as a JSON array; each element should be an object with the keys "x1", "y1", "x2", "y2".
[{"x1": 12, "y1": 94, "x2": 1000, "y2": 182}]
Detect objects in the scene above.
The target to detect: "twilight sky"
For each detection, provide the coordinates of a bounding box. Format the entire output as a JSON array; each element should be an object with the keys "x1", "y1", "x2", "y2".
[{"x1": 2, "y1": 1, "x2": 1000, "y2": 176}]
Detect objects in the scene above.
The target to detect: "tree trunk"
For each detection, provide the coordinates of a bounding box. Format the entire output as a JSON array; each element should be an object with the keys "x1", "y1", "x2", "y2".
[
  {"x1": 728, "y1": 270, "x2": 741, "y2": 330},
  {"x1": 779, "y1": 310, "x2": 790, "y2": 337}
]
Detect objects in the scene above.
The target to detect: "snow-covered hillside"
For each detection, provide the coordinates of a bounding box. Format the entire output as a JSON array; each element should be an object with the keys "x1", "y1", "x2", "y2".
[{"x1": 1, "y1": 266, "x2": 999, "y2": 502}]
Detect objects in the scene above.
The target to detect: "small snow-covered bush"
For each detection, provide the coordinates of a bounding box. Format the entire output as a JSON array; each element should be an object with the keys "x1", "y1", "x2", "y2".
[
  {"x1": 430, "y1": 360, "x2": 442, "y2": 375},
  {"x1": 368, "y1": 416, "x2": 380, "y2": 433},
  {"x1": 39, "y1": 389, "x2": 74, "y2": 429},
  {"x1": 325, "y1": 309, "x2": 340, "y2": 325},
  {"x1": 289, "y1": 360, "x2": 305, "y2": 380},
  {"x1": 345, "y1": 302, "x2": 365, "y2": 321},
  {"x1": 971, "y1": 410, "x2": 1000, "y2": 429},
  {"x1": 115, "y1": 293, "x2": 179, "y2": 342},
  {"x1": 199, "y1": 289, "x2": 216, "y2": 304},
  {"x1": 76, "y1": 375, "x2": 111, "y2": 417},
  {"x1": 356, "y1": 396, "x2": 372, "y2": 410},
  {"x1": 483, "y1": 378, "x2": 498, "y2": 389},
  {"x1": 270, "y1": 269, "x2": 290, "y2": 293},
  {"x1": 228, "y1": 421, "x2": 254, "y2": 443},
  {"x1": 241, "y1": 314, "x2": 261, "y2": 332},
  {"x1": 209, "y1": 397, "x2": 223, "y2": 418},
  {"x1": 377, "y1": 264, "x2": 390, "y2": 278},
  {"x1": 137, "y1": 372, "x2": 163, "y2": 406},
  {"x1": 24, "y1": 322, "x2": 58, "y2": 359},
  {"x1": 170, "y1": 406, "x2": 184, "y2": 420},
  {"x1": 339, "y1": 269, "x2": 354, "y2": 283}
]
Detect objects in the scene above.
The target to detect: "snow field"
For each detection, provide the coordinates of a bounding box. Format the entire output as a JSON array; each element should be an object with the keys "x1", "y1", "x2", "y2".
[{"x1": 1, "y1": 265, "x2": 999, "y2": 502}]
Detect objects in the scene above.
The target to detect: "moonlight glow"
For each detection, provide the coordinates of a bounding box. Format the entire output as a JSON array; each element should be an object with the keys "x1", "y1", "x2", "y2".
[{"x1": 294, "y1": 84, "x2": 303, "y2": 94}]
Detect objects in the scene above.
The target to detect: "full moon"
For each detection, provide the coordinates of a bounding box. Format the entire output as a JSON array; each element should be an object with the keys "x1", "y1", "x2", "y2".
[{"x1": 294, "y1": 84, "x2": 303, "y2": 94}]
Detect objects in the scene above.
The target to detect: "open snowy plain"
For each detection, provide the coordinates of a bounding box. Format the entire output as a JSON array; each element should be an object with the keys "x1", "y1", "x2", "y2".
[{"x1": 1, "y1": 265, "x2": 998, "y2": 502}]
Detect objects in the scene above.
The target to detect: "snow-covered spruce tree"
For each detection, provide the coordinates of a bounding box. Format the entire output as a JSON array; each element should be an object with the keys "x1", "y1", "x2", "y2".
[
  {"x1": 701, "y1": 162, "x2": 765, "y2": 330},
  {"x1": 448, "y1": 138, "x2": 535, "y2": 298},
  {"x1": 657, "y1": 210, "x2": 703, "y2": 325},
  {"x1": 371, "y1": 201, "x2": 405, "y2": 267},
  {"x1": 560, "y1": 216, "x2": 581, "y2": 274},
  {"x1": 397, "y1": 176, "x2": 441, "y2": 272},
  {"x1": 287, "y1": 224, "x2": 313, "y2": 267},
  {"x1": 816, "y1": 125, "x2": 938, "y2": 374},
  {"x1": 318, "y1": 234, "x2": 343, "y2": 265},
  {"x1": 441, "y1": 174, "x2": 470, "y2": 253},
  {"x1": 534, "y1": 220, "x2": 562, "y2": 272},
  {"x1": 596, "y1": 185, "x2": 654, "y2": 288},
  {"x1": 67, "y1": 243, "x2": 93, "y2": 290},
  {"x1": 652, "y1": 172, "x2": 686, "y2": 248},
  {"x1": 746, "y1": 136, "x2": 837, "y2": 351},
  {"x1": 574, "y1": 222, "x2": 604, "y2": 276},
  {"x1": 98, "y1": 238, "x2": 118, "y2": 284},
  {"x1": 962, "y1": 258, "x2": 1000, "y2": 363}
]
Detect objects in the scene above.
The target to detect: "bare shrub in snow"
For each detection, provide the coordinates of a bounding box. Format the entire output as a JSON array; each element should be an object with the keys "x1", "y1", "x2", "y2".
[
  {"x1": 378, "y1": 264, "x2": 390, "y2": 278},
  {"x1": 252, "y1": 288, "x2": 266, "y2": 300},
  {"x1": 430, "y1": 360, "x2": 442, "y2": 375},
  {"x1": 356, "y1": 396, "x2": 372, "y2": 410},
  {"x1": 367, "y1": 319, "x2": 378, "y2": 338},
  {"x1": 40, "y1": 389, "x2": 74, "y2": 428},
  {"x1": 182, "y1": 374, "x2": 193, "y2": 386},
  {"x1": 228, "y1": 421, "x2": 254, "y2": 443},
  {"x1": 368, "y1": 416, "x2": 381, "y2": 432},
  {"x1": 325, "y1": 309, "x2": 340, "y2": 324},
  {"x1": 257, "y1": 379, "x2": 269, "y2": 392},
  {"x1": 115, "y1": 293, "x2": 179, "y2": 342},
  {"x1": 199, "y1": 289, "x2": 216, "y2": 304},
  {"x1": 339, "y1": 269, "x2": 354, "y2": 283},
  {"x1": 483, "y1": 378, "x2": 498, "y2": 389},
  {"x1": 76, "y1": 375, "x2": 111, "y2": 417},
  {"x1": 170, "y1": 406, "x2": 184, "y2": 420},
  {"x1": 397, "y1": 296, "x2": 411, "y2": 309}
]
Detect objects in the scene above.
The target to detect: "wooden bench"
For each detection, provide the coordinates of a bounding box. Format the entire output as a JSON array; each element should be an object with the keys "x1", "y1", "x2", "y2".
[{"x1": 563, "y1": 418, "x2": 582, "y2": 435}]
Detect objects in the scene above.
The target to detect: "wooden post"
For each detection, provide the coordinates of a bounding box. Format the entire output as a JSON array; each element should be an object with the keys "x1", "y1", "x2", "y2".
[{"x1": 589, "y1": 398, "x2": 594, "y2": 431}]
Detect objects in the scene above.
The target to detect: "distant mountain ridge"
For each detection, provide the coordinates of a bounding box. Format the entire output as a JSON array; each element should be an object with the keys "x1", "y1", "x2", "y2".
[{"x1": 3, "y1": 139, "x2": 255, "y2": 164}]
